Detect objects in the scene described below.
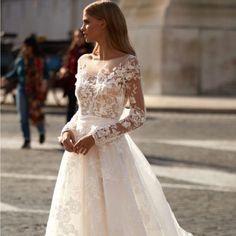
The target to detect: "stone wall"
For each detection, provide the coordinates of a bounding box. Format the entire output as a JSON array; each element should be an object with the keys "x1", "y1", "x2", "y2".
[
  {"x1": 120, "y1": 0, "x2": 236, "y2": 96},
  {"x1": 120, "y1": 0, "x2": 169, "y2": 94}
]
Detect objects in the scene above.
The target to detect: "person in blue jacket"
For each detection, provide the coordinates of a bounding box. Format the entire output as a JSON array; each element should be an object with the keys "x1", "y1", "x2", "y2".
[{"x1": 1, "y1": 35, "x2": 50, "y2": 149}]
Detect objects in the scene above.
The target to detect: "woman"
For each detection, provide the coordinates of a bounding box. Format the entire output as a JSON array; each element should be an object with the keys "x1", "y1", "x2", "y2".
[
  {"x1": 58, "y1": 29, "x2": 93, "y2": 122},
  {"x1": 2, "y1": 35, "x2": 49, "y2": 149},
  {"x1": 45, "y1": 1, "x2": 194, "y2": 235}
]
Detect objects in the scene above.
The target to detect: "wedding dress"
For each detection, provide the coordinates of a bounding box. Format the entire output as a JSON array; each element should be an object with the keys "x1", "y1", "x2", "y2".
[{"x1": 45, "y1": 54, "x2": 193, "y2": 236}]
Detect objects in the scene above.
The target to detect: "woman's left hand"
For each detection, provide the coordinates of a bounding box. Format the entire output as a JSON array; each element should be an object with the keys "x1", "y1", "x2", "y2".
[{"x1": 73, "y1": 134, "x2": 95, "y2": 155}]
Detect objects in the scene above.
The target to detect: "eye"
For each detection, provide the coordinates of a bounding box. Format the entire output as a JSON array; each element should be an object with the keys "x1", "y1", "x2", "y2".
[{"x1": 83, "y1": 19, "x2": 89, "y2": 24}]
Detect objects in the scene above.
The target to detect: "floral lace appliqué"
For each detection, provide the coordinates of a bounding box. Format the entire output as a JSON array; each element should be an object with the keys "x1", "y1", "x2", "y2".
[{"x1": 60, "y1": 54, "x2": 146, "y2": 145}]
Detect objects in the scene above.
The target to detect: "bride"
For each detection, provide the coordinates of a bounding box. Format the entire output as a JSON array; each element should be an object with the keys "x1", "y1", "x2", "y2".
[{"x1": 45, "y1": 1, "x2": 194, "y2": 235}]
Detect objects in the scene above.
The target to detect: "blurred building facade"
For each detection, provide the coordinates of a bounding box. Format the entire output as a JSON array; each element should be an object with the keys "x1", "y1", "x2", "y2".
[
  {"x1": 121, "y1": 0, "x2": 236, "y2": 96},
  {"x1": 1, "y1": 0, "x2": 94, "y2": 42},
  {"x1": 2, "y1": 0, "x2": 236, "y2": 96}
]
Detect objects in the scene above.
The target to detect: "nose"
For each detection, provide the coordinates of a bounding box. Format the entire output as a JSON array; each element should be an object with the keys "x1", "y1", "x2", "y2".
[{"x1": 80, "y1": 24, "x2": 85, "y2": 32}]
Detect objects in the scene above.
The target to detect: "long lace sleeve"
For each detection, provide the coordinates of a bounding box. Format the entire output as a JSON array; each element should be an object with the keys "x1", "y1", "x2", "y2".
[
  {"x1": 58, "y1": 110, "x2": 79, "y2": 142},
  {"x1": 91, "y1": 56, "x2": 146, "y2": 145}
]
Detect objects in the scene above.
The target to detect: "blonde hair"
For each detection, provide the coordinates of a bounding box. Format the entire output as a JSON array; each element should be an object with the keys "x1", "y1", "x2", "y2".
[{"x1": 84, "y1": 0, "x2": 135, "y2": 56}]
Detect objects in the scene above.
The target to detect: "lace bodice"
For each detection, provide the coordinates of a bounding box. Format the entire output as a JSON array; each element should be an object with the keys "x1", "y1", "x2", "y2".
[{"x1": 60, "y1": 53, "x2": 146, "y2": 145}]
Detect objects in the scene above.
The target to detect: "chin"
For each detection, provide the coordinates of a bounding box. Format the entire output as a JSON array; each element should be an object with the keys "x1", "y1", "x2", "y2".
[{"x1": 85, "y1": 38, "x2": 93, "y2": 43}]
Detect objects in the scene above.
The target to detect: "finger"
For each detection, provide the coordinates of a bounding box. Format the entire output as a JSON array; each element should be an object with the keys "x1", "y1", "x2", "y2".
[
  {"x1": 63, "y1": 138, "x2": 73, "y2": 147},
  {"x1": 73, "y1": 144, "x2": 79, "y2": 153},
  {"x1": 74, "y1": 143, "x2": 87, "y2": 154},
  {"x1": 70, "y1": 134, "x2": 76, "y2": 144},
  {"x1": 73, "y1": 144, "x2": 82, "y2": 154},
  {"x1": 64, "y1": 143, "x2": 74, "y2": 152},
  {"x1": 64, "y1": 131, "x2": 75, "y2": 144},
  {"x1": 66, "y1": 147, "x2": 74, "y2": 152},
  {"x1": 80, "y1": 147, "x2": 88, "y2": 155},
  {"x1": 77, "y1": 146, "x2": 85, "y2": 154},
  {"x1": 76, "y1": 148, "x2": 85, "y2": 155},
  {"x1": 74, "y1": 139, "x2": 83, "y2": 152},
  {"x1": 83, "y1": 147, "x2": 89, "y2": 155},
  {"x1": 64, "y1": 139, "x2": 74, "y2": 151}
]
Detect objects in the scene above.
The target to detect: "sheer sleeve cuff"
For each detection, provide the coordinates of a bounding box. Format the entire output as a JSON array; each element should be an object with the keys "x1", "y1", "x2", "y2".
[{"x1": 90, "y1": 128, "x2": 120, "y2": 146}]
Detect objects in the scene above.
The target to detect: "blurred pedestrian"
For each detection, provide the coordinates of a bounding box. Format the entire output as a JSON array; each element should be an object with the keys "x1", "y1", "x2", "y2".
[
  {"x1": 57, "y1": 29, "x2": 93, "y2": 122},
  {"x1": 1, "y1": 35, "x2": 49, "y2": 149}
]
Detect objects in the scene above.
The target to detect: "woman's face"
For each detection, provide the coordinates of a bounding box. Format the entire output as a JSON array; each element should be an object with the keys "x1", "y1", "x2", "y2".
[
  {"x1": 81, "y1": 12, "x2": 105, "y2": 43},
  {"x1": 21, "y1": 44, "x2": 33, "y2": 57}
]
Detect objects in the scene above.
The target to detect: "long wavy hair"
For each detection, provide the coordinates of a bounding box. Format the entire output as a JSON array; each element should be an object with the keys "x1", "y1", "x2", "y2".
[{"x1": 84, "y1": 0, "x2": 135, "y2": 56}]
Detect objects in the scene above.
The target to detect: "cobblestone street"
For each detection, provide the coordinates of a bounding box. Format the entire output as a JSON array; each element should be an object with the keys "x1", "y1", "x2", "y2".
[{"x1": 1, "y1": 105, "x2": 236, "y2": 236}]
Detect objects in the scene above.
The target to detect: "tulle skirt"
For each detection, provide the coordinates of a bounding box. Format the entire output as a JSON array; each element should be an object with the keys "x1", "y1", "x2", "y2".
[{"x1": 45, "y1": 115, "x2": 193, "y2": 236}]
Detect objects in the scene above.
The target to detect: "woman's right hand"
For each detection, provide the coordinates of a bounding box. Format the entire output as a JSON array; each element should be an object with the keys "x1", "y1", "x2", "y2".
[{"x1": 60, "y1": 131, "x2": 75, "y2": 152}]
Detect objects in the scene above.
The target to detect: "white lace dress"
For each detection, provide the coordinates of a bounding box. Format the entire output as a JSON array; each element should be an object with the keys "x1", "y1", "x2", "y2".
[{"x1": 45, "y1": 54, "x2": 193, "y2": 236}]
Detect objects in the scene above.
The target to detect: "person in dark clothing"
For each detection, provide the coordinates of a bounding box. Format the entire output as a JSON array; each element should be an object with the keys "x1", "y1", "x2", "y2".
[
  {"x1": 1, "y1": 35, "x2": 50, "y2": 149},
  {"x1": 58, "y1": 29, "x2": 93, "y2": 122}
]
